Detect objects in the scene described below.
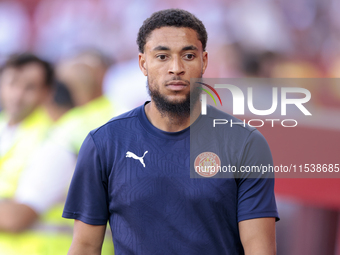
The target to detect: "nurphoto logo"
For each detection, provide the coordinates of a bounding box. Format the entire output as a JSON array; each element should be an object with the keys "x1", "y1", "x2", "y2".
[{"x1": 197, "y1": 82, "x2": 312, "y2": 128}]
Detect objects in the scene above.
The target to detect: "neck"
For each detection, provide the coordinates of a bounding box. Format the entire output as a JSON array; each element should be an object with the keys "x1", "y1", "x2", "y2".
[{"x1": 144, "y1": 100, "x2": 201, "y2": 132}]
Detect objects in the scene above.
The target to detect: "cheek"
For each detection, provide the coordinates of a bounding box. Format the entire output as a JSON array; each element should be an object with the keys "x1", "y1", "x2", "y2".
[
  {"x1": 2, "y1": 86, "x2": 18, "y2": 105},
  {"x1": 148, "y1": 63, "x2": 162, "y2": 76},
  {"x1": 189, "y1": 62, "x2": 203, "y2": 74},
  {"x1": 1, "y1": 84, "x2": 12, "y2": 96},
  {"x1": 24, "y1": 90, "x2": 44, "y2": 106},
  {"x1": 147, "y1": 69, "x2": 162, "y2": 86}
]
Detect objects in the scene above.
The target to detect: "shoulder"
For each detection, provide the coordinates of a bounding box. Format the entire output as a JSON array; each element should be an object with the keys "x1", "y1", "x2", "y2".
[
  {"x1": 201, "y1": 105, "x2": 271, "y2": 161},
  {"x1": 89, "y1": 105, "x2": 142, "y2": 141},
  {"x1": 202, "y1": 105, "x2": 258, "y2": 142},
  {"x1": 78, "y1": 105, "x2": 144, "y2": 170}
]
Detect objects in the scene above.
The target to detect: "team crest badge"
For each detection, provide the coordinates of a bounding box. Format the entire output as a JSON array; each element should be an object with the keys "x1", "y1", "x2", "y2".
[{"x1": 194, "y1": 152, "x2": 221, "y2": 177}]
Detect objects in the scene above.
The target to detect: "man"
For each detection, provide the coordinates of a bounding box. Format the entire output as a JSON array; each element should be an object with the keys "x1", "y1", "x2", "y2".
[
  {"x1": 0, "y1": 53, "x2": 54, "y2": 251},
  {"x1": 49, "y1": 49, "x2": 115, "y2": 154},
  {"x1": 0, "y1": 54, "x2": 53, "y2": 224},
  {"x1": 63, "y1": 9, "x2": 279, "y2": 255},
  {"x1": 6, "y1": 50, "x2": 116, "y2": 254}
]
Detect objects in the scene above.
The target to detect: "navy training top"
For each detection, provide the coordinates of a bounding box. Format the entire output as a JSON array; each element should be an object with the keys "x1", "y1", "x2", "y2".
[{"x1": 63, "y1": 102, "x2": 279, "y2": 255}]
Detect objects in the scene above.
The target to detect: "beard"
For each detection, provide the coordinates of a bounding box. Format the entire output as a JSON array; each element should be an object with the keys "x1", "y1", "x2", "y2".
[{"x1": 147, "y1": 77, "x2": 201, "y2": 119}]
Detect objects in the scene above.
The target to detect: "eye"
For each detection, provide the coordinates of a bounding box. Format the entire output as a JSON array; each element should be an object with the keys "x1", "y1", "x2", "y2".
[
  {"x1": 156, "y1": 54, "x2": 167, "y2": 60},
  {"x1": 184, "y1": 54, "x2": 195, "y2": 60}
]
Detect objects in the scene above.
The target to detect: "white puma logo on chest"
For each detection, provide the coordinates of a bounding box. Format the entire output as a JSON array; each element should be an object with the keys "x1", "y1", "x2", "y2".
[{"x1": 126, "y1": 151, "x2": 148, "y2": 167}]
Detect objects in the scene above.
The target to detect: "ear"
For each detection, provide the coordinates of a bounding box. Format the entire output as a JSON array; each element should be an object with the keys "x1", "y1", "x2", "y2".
[
  {"x1": 202, "y1": 51, "x2": 208, "y2": 75},
  {"x1": 138, "y1": 53, "x2": 147, "y2": 76}
]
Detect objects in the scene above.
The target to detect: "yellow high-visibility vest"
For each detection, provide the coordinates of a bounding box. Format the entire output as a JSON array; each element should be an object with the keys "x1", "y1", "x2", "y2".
[
  {"x1": 0, "y1": 204, "x2": 114, "y2": 255},
  {"x1": 0, "y1": 108, "x2": 52, "y2": 198},
  {"x1": 50, "y1": 95, "x2": 115, "y2": 154},
  {"x1": 0, "y1": 97, "x2": 116, "y2": 255}
]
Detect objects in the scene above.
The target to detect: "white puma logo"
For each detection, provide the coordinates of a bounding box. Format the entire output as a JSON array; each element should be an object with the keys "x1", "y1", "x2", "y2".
[{"x1": 126, "y1": 151, "x2": 148, "y2": 167}]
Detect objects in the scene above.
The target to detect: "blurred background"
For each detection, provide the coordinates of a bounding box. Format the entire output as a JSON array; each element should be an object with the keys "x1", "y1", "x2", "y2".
[{"x1": 0, "y1": 0, "x2": 339, "y2": 254}]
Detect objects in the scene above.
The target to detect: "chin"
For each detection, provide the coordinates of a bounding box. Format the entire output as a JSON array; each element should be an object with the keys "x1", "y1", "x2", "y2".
[{"x1": 166, "y1": 94, "x2": 188, "y2": 103}]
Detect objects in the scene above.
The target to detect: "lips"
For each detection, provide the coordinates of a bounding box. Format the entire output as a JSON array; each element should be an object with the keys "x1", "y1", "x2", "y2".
[
  {"x1": 166, "y1": 81, "x2": 187, "y2": 85},
  {"x1": 166, "y1": 80, "x2": 188, "y2": 91}
]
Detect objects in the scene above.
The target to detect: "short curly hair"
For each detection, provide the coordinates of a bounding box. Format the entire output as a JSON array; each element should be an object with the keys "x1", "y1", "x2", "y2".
[{"x1": 137, "y1": 9, "x2": 208, "y2": 53}]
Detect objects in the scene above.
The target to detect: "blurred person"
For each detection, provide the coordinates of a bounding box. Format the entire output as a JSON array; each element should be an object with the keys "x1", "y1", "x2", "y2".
[
  {"x1": 0, "y1": 53, "x2": 53, "y2": 198},
  {"x1": 327, "y1": 57, "x2": 340, "y2": 106},
  {"x1": 45, "y1": 80, "x2": 75, "y2": 122},
  {"x1": 241, "y1": 51, "x2": 281, "y2": 78},
  {"x1": 50, "y1": 49, "x2": 115, "y2": 154},
  {"x1": 0, "y1": 53, "x2": 55, "y2": 253},
  {"x1": 241, "y1": 53, "x2": 262, "y2": 77},
  {"x1": 271, "y1": 59, "x2": 323, "y2": 78},
  {"x1": 64, "y1": 9, "x2": 279, "y2": 255},
  {"x1": 8, "y1": 49, "x2": 116, "y2": 255}
]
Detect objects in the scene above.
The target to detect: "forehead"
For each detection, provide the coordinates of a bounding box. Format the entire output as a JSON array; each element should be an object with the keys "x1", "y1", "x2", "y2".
[
  {"x1": 1, "y1": 63, "x2": 45, "y2": 86},
  {"x1": 145, "y1": 27, "x2": 202, "y2": 52},
  {"x1": 20, "y1": 63, "x2": 45, "y2": 80}
]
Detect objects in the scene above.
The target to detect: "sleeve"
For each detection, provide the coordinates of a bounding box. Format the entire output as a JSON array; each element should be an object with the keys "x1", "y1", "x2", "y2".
[
  {"x1": 236, "y1": 129, "x2": 280, "y2": 222},
  {"x1": 62, "y1": 133, "x2": 109, "y2": 225},
  {"x1": 15, "y1": 141, "x2": 76, "y2": 214}
]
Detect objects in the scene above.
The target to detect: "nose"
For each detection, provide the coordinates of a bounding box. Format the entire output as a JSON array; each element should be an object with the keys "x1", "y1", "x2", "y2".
[{"x1": 168, "y1": 56, "x2": 185, "y2": 76}]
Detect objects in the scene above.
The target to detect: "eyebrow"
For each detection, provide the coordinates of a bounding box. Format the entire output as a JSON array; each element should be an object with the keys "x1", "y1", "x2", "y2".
[
  {"x1": 182, "y1": 45, "x2": 198, "y2": 51},
  {"x1": 152, "y1": 46, "x2": 170, "y2": 51},
  {"x1": 152, "y1": 45, "x2": 199, "y2": 52}
]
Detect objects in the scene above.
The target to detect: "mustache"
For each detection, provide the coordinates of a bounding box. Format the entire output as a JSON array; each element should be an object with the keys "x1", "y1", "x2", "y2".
[{"x1": 165, "y1": 77, "x2": 190, "y2": 85}]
